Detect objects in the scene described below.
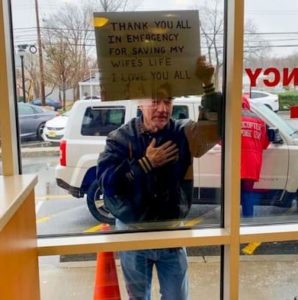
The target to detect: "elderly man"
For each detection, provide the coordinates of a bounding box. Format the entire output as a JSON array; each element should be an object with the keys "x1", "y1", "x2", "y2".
[{"x1": 96, "y1": 56, "x2": 222, "y2": 300}]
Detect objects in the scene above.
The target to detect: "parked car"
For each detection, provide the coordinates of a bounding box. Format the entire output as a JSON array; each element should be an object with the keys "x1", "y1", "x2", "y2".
[
  {"x1": 31, "y1": 98, "x2": 62, "y2": 111},
  {"x1": 244, "y1": 90, "x2": 279, "y2": 112},
  {"x1": 17, "y1": 102, "x2": 57, "y2": 141},
  {"x1": 55, "y1": 98, "x2": 298, "y2": 224},
  {"x1": 42, "y1": 111, "x2": 70, "y2": 143}
]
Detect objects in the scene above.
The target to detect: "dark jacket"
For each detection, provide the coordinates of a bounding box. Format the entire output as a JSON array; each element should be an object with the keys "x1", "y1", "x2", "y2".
[{"x1": 97, "y1": 94, "x2": 221, "y2": 224}]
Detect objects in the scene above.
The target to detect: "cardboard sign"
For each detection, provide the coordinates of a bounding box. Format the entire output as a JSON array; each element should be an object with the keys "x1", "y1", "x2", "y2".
[{"x1": 94, "y1": 10, "x2": 201, "y2": 101}]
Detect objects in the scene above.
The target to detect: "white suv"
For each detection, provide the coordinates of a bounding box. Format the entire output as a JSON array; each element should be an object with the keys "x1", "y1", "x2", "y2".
[{"x1": 56, "y1": 98, "x2": 298, "y2": 223}]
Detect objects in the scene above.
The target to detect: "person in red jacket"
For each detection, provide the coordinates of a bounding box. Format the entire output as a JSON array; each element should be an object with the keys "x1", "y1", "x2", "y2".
[{"x1": 241, "y1": 96, "x2": 269, "y2": 217}]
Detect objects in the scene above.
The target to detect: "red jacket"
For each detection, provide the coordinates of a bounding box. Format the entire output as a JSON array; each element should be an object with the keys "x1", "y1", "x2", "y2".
[{"x1": 241, "y1": 97, "x2": 269, "y2": 181}]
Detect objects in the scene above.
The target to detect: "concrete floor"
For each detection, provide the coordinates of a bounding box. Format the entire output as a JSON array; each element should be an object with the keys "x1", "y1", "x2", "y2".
[{"x1": 39, "y1": 254, "x2": 298, "y2": 300}]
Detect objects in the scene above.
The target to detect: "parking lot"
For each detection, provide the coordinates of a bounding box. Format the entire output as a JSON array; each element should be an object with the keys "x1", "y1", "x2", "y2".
[{"x1": 16, "y1": 111, "x2": 298, "y2": 236}]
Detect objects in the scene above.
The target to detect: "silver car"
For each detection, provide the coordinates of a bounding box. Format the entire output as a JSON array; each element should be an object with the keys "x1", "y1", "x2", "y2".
[{"x1": 17, "y1": 102, "x2": 57, "y2": 141}]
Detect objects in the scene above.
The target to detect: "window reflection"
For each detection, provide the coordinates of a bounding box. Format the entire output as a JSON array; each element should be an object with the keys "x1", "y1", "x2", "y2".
[
  {"x1": 240, "y1": 241, "x2": 298, "y2": 299},
  {"x1": 11, "y1": 0, "x2": 219, "y2": 237},
  {"x1": 242, "y1": 0, "x2": 298, "y2": 225},
  {"x1": 240, "y1": 86, "x2": 298, "y2": 224},
  {"x1": 96, "y1": 72, "x2": 221, "y2": 230},
  {"x1": 9, "y1": 0, "x2": 296, "y2": 236}
]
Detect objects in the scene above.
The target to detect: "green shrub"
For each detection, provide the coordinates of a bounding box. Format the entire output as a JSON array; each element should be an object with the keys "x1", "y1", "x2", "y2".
[{"x1": 278, "y1": 92, "x2": 298, "y2": 111}]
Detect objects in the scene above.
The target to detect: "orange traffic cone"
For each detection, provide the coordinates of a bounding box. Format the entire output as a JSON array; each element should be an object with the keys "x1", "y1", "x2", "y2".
[
  {"x1": 93, "y1": 251, "x2": 121, "y2": 300},
  {"x1": 93, "y1": 223, "x2": 121, "y2": 300}
]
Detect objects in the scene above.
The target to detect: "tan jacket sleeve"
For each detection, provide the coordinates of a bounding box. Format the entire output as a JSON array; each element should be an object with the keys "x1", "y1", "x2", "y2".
[{"x1": 184, "y1": 119, "x2": 219, "y2": 158}]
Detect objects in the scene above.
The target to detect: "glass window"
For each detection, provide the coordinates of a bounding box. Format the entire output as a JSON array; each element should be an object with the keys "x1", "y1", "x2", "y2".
[
  {"x1": 18, "y1": 102, "x2": 35, "y2": 115},
  {"x1": 239, "y1": 241, "x2": 298, "y2": 299},
  {"x1": 81, "y1": 106, "x2": 125, "y2": 136},
  {"x1": 11, "y1": 0, "x2": 224, "y2": 238},
  {"x1": 39, "y1": 246, "x2": 221, "y2": 299},
  {"x1": 242, "y1": 0, "x2": 298, "y2": 225},
  {"x1": 172, "y1": 105, "x2": 189, "y2": 119},
  {"x1": 250, "y1": 91, "x2": 267, "y2": 98},
  {"x1": 2, "y1": 0, "x2": 297, "y2": 299}
]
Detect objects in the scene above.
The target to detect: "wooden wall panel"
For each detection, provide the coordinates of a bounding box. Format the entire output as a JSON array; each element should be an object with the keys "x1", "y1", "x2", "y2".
[{"x1": 0, "y1": 191, "x2": 40, "y2": 300}]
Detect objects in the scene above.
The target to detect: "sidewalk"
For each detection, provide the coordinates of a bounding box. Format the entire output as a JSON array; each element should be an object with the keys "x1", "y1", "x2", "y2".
[
  {"x1": 21, "y1": 146, "x2": 59, "y2": 158},
  {"x1": 39, "y1": 255, "x2": 298, "y2": 300}
]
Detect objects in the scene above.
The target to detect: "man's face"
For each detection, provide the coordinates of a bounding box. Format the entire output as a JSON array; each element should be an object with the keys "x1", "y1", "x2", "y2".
[{"x1": 139, "y1": 87, "x2": 173, "y2": 132}]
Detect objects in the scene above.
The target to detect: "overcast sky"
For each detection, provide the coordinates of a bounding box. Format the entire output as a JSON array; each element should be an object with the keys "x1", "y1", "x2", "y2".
[
  {"x1": 11, "y1": 0, "x2": 298, "y2": 31},
  {"x1": 11, "y1": 0, "x2": 298, "y2": 57}
]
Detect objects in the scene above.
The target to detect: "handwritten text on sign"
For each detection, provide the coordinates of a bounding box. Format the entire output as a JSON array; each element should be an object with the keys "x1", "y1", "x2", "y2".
[{"x1": 94, "y1": 11, "x2": 201, "y2": 101}]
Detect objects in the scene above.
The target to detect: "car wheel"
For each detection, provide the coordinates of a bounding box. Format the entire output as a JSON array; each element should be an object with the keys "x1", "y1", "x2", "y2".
[
  {"x1": 37, "y1": 123, "x2": 45, "y2": 140},
  {"x1": 86, "y1": 180, "x2": 115, "y2": 225}
]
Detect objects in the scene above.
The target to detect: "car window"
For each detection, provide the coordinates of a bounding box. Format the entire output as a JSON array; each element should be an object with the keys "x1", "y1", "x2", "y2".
[
  {"x1": 32, "y1": 99, "x2": 41, "y2": 105},
  {"x1": 32, "y1": 105, "x2": 44, "y2": 113},
  {"x1": 252, "y1": 103, "x2": 296, "y2": 136},
  {"x1": 81, "y1": 106, "x2": 125, "y2": 136},
  {"x1": 18, "y1": 103, "x2": 34, "y2": 115},
  {"x1": 172, "y1": 105, "x2": 189, "y2": 119},
  {"x1": 250, "y1": 91, "x2": 266, "y2": 98}
]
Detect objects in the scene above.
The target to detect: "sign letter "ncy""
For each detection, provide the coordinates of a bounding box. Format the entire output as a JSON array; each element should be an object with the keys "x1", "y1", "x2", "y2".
[{"x1": 245, "y1": 68, "x2": 298, "y2": 87}]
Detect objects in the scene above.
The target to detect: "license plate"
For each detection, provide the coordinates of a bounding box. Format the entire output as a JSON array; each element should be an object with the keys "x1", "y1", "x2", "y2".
[{"x1": 48, "y1": 131, "x2": 57, "y2": 137}]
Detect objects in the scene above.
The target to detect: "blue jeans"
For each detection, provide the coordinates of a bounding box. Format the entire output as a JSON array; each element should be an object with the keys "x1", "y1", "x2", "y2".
[
  {"x1": 241, "y1": 180, "x2": 260, "y2": 217},
  {"x1": 116, "y1": 220, "x2": 189, "y2": 300}
]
